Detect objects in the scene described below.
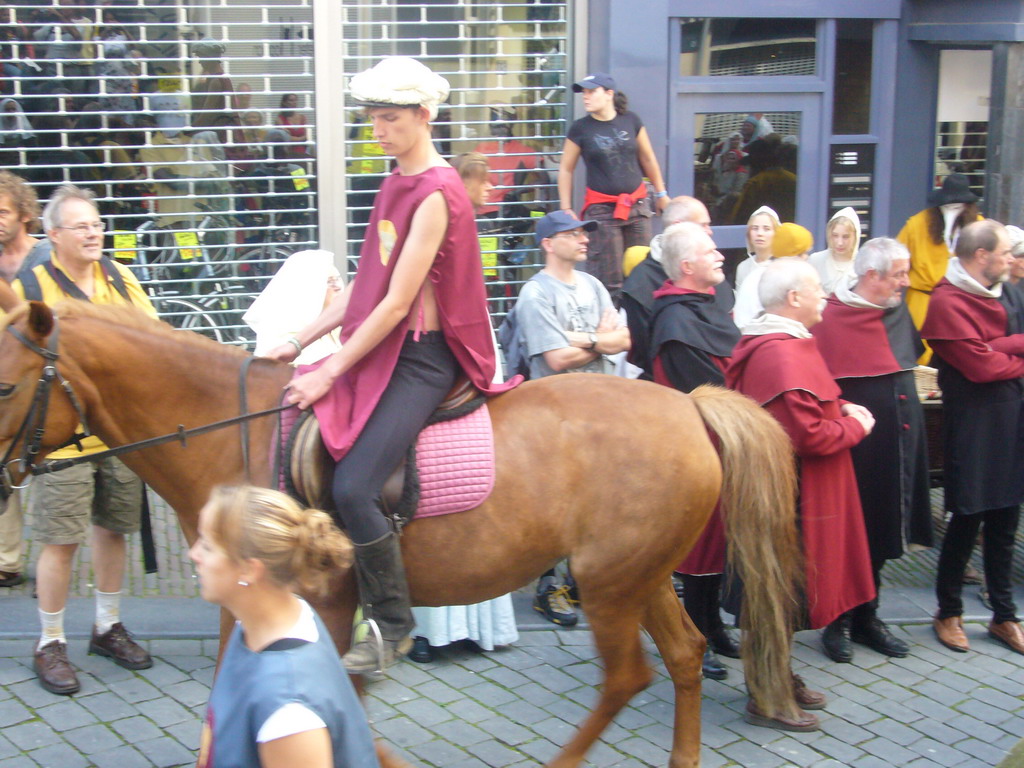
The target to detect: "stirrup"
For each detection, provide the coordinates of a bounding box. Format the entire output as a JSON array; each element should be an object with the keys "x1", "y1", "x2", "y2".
[{"x1": 352, "y1": 616, "x2": 386, "y2": 676}]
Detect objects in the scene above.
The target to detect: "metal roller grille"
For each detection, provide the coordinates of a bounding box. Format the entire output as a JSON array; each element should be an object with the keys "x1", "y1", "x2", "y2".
[
  {"x1": 340, "y1": 0, "x2": 570, "y2": 320},
  {"x1": 2, "y1": 0, "x2": 315, "y2": 346}
]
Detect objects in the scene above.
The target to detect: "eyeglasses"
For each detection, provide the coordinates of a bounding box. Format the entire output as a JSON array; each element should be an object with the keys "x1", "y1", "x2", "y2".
[
  {"x1": 58, "y1": 222, "x2": 106, "y2": 235},
  {"x1": 552, "y1": 230, "x2": 588, "y2": 240}
]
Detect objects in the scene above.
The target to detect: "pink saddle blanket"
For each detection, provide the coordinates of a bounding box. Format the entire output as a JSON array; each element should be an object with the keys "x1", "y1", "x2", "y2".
[
  {"x1": 414, "y1": 404, "x2": 495, "y2": 517},
  {"x1": 275, "y1": 402, "x2": 495, "y2": 519}
]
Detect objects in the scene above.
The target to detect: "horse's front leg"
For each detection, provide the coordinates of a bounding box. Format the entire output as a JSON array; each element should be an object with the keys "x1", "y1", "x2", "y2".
[
  {"x1": 641, "y1": 577, "x2": 704, "y2": 768},
  {"x1": 546, "y1": 599, "x2": 652, "y2": 768}
]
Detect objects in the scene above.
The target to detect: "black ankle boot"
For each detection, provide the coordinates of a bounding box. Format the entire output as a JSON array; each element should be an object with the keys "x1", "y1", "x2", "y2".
[
  {"x1": 704, "y1": 575, "x2": 740, "y2": 659},
  {"x1": 821, "y1": 613, "x2": 854, "y2": 663},
  {"x1": 701, "y1": 647, "x2": 728, "y2": 680}
]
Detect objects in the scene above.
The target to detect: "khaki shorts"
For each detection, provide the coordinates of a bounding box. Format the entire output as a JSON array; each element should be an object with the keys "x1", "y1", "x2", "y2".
[{"x1": 32, "y1": 458, "x2": 143, "y2": 545}]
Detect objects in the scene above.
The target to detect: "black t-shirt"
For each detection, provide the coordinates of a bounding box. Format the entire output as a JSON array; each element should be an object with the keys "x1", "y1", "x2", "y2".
[{"x1": 567, "y1": 111, "x2": 645, "y2": 196}]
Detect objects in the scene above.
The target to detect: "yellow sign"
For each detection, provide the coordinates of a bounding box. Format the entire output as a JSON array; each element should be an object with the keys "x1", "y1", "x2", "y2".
[
  {"x1": 479, "y1": 236, "x2": 499, "y2": 277},
  {"x1": 291, "y1": 167, "x2": 310, "y2": 191},
  {"x1": 174, "y1": 230, "x2": 201, "y2": 260},
  {"x1": 112, "y1": 231, "x2": 137, "y2": 261}
]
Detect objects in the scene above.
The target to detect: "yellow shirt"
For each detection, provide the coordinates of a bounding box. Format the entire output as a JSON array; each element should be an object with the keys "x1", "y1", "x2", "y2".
[{"x1": 12, "y1": 255, "x2": 157, "y2": 459}]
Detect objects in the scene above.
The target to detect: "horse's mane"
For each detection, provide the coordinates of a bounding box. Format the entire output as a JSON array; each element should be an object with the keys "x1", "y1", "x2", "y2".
[{"x1": 53, "y1": 300, "x2": 249, "y2": 359}]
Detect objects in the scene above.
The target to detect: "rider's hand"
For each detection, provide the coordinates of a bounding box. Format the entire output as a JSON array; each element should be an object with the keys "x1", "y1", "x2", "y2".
[
  {"x1": 263, "y1": 342, "x2": 300, "y2": 363},
  {"x1": 285, "y1": 366, "x2": 335, "y2": 410}
]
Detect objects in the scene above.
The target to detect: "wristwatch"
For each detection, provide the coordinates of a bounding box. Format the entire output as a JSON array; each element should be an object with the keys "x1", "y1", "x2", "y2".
[{"x1": 587, "y1": 333, "x2": 598, "y2": 350}]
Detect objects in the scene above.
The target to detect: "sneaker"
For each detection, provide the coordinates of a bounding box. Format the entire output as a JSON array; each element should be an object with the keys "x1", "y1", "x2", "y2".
[
  {"x1": 565, "y1": 573, "x2": 580, "y2": 605},
  {"x1": 533, "y1": 578, "x2": 578, "y2": 627},
  {"x1": 89, "y1": 623, "x2": 153, "y2": 670}
]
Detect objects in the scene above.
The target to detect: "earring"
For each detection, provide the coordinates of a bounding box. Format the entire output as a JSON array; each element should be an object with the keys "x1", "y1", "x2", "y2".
[{"x1": 237, "y1": 580, "x2": 249, "y2": 587}]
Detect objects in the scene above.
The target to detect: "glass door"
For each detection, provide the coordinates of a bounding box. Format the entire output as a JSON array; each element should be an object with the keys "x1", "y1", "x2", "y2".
[{"x1": 669, "y1": 92, "x2": 822, "y2": 251}]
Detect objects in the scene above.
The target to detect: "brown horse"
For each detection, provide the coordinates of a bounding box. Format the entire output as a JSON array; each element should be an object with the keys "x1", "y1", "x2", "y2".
[{"x1": 0, "y1": 291, "x2": 803, "y2": 768}]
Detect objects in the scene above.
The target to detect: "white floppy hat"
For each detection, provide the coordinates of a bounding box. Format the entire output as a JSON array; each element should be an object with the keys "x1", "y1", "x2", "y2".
[{"x1": 349, "y1": 57, "x2": 450, "y2": 121}]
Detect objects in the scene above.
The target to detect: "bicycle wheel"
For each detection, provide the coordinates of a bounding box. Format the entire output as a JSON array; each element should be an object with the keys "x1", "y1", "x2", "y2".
[{"x1": 153, "y1": 296, "x2": 225, "y2": 344}]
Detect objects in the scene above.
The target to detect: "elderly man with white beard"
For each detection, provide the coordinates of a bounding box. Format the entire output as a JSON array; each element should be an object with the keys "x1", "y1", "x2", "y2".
[{"x1": 811, "y1": 238, "x2": 934, "y2": 664}]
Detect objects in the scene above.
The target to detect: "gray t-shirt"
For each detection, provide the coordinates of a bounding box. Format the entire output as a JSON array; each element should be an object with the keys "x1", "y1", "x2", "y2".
[{"x1": 516, "y1": 270, "x2": 616, "y2": 379}]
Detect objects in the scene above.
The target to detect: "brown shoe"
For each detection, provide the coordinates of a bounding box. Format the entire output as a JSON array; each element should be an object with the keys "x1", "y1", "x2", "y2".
[
  {"x1": 89, "y1": 623, "x2": 153, "y2": 670},
  {"x1": 0, "y1": 571, "x2": 25, "y2": 588},
  {"x1": 988, "y1": 621, "x2": 1024, "y2": 655},
  {"x1": 933, "y1": 616, "x2": 969, "y2": 652},
  {"x1": 33, "y1": 641, "x2": 80, "y2": 695},
  {"x1": 743, "y1": 699, "x2": 820, "y2": 732},
  {"x1": 792, "y1": 673, "x2": 827, "y2": 710}
]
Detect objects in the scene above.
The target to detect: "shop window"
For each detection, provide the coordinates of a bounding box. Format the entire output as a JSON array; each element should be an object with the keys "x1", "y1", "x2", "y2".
[
  {"x1": 693, "y1": 112, "x2": 800, "y2": 226},
  {"x1": 832, "y1": 19, "x2": 873, "y2": 135},
  {"x1": 680, "y1": 19, "x2": 816, "y2": 78}
]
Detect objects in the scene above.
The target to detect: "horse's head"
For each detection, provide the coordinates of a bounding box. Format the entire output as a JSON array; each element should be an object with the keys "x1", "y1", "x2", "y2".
[{"x1": 0, "y1": 300, "x2": 88, "y2": 502}]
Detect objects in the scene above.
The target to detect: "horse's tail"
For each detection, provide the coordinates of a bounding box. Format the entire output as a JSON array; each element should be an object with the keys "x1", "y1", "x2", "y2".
[{"x1": 689, "y1": 384, "x2": 804, "y2": 719}]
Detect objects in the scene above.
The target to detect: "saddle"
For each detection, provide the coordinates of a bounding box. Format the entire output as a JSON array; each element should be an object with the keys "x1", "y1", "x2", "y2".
[{"x1": 281, "y1": 377, "x2": 488, "y2": 528}]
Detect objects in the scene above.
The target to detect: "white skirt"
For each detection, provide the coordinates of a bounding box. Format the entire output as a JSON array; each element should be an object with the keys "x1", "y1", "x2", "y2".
[{"x1": 411, "y1": 594, "x2": 519, "y2": 651}]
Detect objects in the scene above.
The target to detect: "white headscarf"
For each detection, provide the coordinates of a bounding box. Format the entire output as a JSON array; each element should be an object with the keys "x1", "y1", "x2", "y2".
[
  {"x1": 0, "y1": 99, "x2": 34, "y2": 140},
  {"x1": 349, "y1": 57, "x2": 450, "y2": 121}
]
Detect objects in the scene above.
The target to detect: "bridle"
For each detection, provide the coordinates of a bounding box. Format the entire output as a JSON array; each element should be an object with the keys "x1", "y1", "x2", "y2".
[
  {"x1": 0, "y1": 316, "x2": 291, "y2": 505},
  {"x1": 0, "y1": 317, "x2": 91, "y2": 503}
]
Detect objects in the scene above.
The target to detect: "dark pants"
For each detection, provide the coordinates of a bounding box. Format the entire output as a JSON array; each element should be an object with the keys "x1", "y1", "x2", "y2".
[
  {"x1": 579, "y1": 200, "x2": 652, "y2": 306},
  {"x1": 331, "y1": 332, "x2": 459, "y2": 544},
  {"x1": 936, "y1": 506, "x2": 1020, "y2": 623},
  {"x1": 850, "y1": 559, "x2": 885, "y2": 627}
]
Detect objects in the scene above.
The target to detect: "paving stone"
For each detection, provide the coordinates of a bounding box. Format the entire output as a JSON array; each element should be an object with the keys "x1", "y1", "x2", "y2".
[
  {"x1": 0, "y1": 700, "x2": 32, "y2": 729},
  {"x1": 159, "y1": 680, "x2": 209, "y2": 709},
  {"x1": 488, "y1": 698, "x2": 549, "y2": 726},
  {"x1": 804, "y1": 736, "x2": 864, "y2": 766},
  {"x1": 134, "y1": 697, "x2": 195, "y2": 728},
  {"x1": 763, "y1": 734, "x2": 826, "y2": 764},
  {"x1": 820, "y1": 697, "x2": 879, "y2": 726},
  {"x1": 866, "y1": 698, "x2": 923, "y2": 724},
  {"x1": 818, "y1": 717, "x2": 873, "y2": 746},
  {"x1": 515, "y1": 736, "x2": 561, "y2": 764},
  {"x1": 110, "y1": 715, "x2": 164, "y2": 744},
  {"x1": 860, "y1": 735, "x2": 919, "y2": 764},
  {"x1": 953, "y1": 737, "x2": 1014, "y2": 765},
  {"x1": 828, "y1": 681, "x2": 881, "y2": 706},
  {"x1": 24, "y1": 742, "x2": 91, "y2": 768},
  {"x1": 408, "y1": 738, "x2": 468, "y2": 767},
  {"x1": 0, "y1": 756, "x2": 40, "y2": 768},
  {"x1": 74, "y1": 692, "x2": 138, "y2": 722},
  {"x1": 513, "y1": 681, "x2": 561, "y2": 707},
  {"x1": 163, "y1": 720, "x2": 200, "y2": 750},
  {"x1": 957, "y1": 697, "x2": 1017, "y2": 725},
  {"x1": 107, "y1": 676, "x2": 163, "y2": 704},
  {"x1": 134, "y1": 735, "x2": 195, "y2": 768},
  {"x1": 63, "y1": 723, "x2": 125, "y2": 754},
  {"x1": 907, "y1": 737, "x2": 971, "y2": 768},
  {"x1": 719, "y1": 738, "x2": 790, "y2": 767},
  {"x1": 946, "y1": 713, "x2": 1007, "y2": 745},
  {"x1": 864, "y1": 717, "x2": 920, "y2": 746},
  {"x1": 35, "y1": 699, "x2": 98, "y2": 732},
  {"x1": 377, "y1": 715, "x2": 433, "y2": 749},
  {"x1": 462, "y1": 680, "x2": 518, "y2": 707},
  {"x1": 485, "y1": 648, "x2": 544, "y2": 671},
  {"x1": 521, "y1": 663, "x2": 579, "y2": 694},
  {"x1": 615, "y1": 735, "x2": 670, "y2": 764},
  {"x1": 0, "y1": 661, "x2": 34, "y2": 687},
  {"x1": 463, "y1": 737, "x2": 522, "y2": 767},
  {"x1": 88, "y1": 744, "x2": 153, "y2": 768},
  {"x1": 428, "y1": 717, "x2": 489, "y2": 747},
  {"x1": 406, "y1": 679, "x2": 460, "y2": 705},
  {"x1": 852, "y1": 755, "x2": 896, "y2": 768},
  {"x1": 531, "y1": 716, "x2": 577, "y2": 745},
  {"x1": 159, "y1": 655, "x2": 213, "y2": 674},
  {"x1": 0, "y1": 735, "x2": 16, "y2": 761},
  {"x1": 478, "y1": 665, "x2": 530, "y2": 689},
  {"x1": 475, "y1": 716, "x2": 533, "y2": 746},
  {"x1": 4, "y1": 721, "x2": 62, "y2": 751},
  {"x1": 393, "y1": 698, "x2": 452, "y2": 728},
  {"x1": 442, "y1": 697, "x2": 493, "y2": 724}
]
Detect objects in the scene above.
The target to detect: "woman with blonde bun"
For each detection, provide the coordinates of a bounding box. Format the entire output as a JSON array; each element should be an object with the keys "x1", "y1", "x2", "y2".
[{"x1": 192, "y1": 486, "x2": 379, "y2": 768}]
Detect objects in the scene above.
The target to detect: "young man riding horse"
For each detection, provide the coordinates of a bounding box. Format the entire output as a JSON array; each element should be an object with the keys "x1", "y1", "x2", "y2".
[{"x1": 264, "y1": 57, "x2": 518, "y2": 672}]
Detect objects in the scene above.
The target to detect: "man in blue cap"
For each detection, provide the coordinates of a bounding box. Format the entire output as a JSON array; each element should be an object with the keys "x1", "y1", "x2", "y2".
[{"x1": 516, "y1": 210, "x2": 631, "y2": 623}]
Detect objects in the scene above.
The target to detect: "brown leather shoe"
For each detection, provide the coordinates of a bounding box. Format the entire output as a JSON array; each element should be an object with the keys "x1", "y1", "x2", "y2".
[
  {"x1": 743, "y1": 699, "x2": 820, "y2": 732},
  {"x1": 33, "y1": 641, "x2": 80, "y2": 695},
  {"x1": 933, "y1": 616, "x2": 969, "y2": 652},
  {"x1": 792, "y1": 673, "x2": 827, "y2": 710},
  {"x1": 988, "y1": 620, "x2": 1024, "y2": 655},
  {"x1": 89, "y1": 623, "x2": 153, "y2": 670}
]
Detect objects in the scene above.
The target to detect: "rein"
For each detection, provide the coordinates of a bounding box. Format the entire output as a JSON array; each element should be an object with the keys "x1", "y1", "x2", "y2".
[{"x1": 1, "y1": 318, "x2": 291, "y2": 498}]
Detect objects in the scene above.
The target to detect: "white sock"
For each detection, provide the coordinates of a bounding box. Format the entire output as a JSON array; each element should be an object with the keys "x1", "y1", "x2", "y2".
[
  {"x1": 38, "y1": 609, "x2": 66, "y2": 650},
  {"x1": 95, "y1": 589, "x2": 121, "y2": 635}
]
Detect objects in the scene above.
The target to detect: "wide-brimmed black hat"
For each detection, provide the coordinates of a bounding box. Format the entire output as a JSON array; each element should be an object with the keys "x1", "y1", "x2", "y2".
[{"x1": 927, "y1": 174, "x2": 979, "y2": 206}]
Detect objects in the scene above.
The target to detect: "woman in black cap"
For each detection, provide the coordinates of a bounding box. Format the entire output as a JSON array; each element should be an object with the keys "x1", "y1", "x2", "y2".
[
  {"x1": 897, "y1": 173, "x2": 982, "y2": 362},
  {"x1": 557, "y1": 72, "x2": 669, "y2": 305}
]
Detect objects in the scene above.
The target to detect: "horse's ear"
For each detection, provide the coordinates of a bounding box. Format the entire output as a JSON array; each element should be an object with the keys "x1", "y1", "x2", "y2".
[
  {"x1": 0, "y1": 279, "x2": 19, "y2": 312},
  {"x1": 26, "y1": 301, "x2": 54, "y2": 340}
]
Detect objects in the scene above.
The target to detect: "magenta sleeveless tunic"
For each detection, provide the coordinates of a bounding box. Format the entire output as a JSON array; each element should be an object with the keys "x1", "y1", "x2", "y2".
[{"x1": 303, "y1": 166, "x2": 521, "y2": 461}]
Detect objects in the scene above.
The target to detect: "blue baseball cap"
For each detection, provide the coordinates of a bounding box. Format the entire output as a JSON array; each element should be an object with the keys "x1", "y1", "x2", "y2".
[
  {"x1": 535, "y1": 211, "x2": 598, "y2": 244},
  {"x1": 572, "y1": 73, "x2": 616, "y2": 92}
]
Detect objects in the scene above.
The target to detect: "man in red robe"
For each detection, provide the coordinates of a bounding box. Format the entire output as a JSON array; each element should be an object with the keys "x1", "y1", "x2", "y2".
[
  {"x1": 921, "y1": 219, "x2": 1024, "y2": 656},
  {"x1": 727, "y1": 258, "x2": 876, "y2": 661},
  {"x1": 812, "y1": 238, "x2": 933, "y2": 664}
]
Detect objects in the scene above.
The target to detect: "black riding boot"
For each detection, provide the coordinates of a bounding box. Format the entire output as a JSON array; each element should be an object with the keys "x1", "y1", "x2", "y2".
[
  {"x1": 704, "y1": 574, "x2": 740, "y2": 659},
  {"x1": 342, "y1": 531, "x2": 414, "y2": 674},
  {"x1": 849, "y1": 564, "x2": 909, "y2": 658},
  {"x1": 682, "y1": 574, "x2": 727, "y2": 680}
]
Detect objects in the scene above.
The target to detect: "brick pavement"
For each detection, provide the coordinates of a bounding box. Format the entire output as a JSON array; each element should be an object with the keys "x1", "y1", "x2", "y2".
[{"x1": 0, "y1": 618, "x2": 1021, "y2": 767}]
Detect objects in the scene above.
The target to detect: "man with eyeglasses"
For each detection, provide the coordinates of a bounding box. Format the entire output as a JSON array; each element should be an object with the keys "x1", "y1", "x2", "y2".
[
  {"x1": 12, "y1": 185, "x2": 158, "y2": 696},
  {"x1": 515, "y1": 210, "x2": 631, "y2": 625}
]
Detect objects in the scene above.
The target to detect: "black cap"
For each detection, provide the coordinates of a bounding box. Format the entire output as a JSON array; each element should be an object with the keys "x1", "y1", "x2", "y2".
[{"x1": 927, "y1": 174, "x2": 979, "y2": 206}]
